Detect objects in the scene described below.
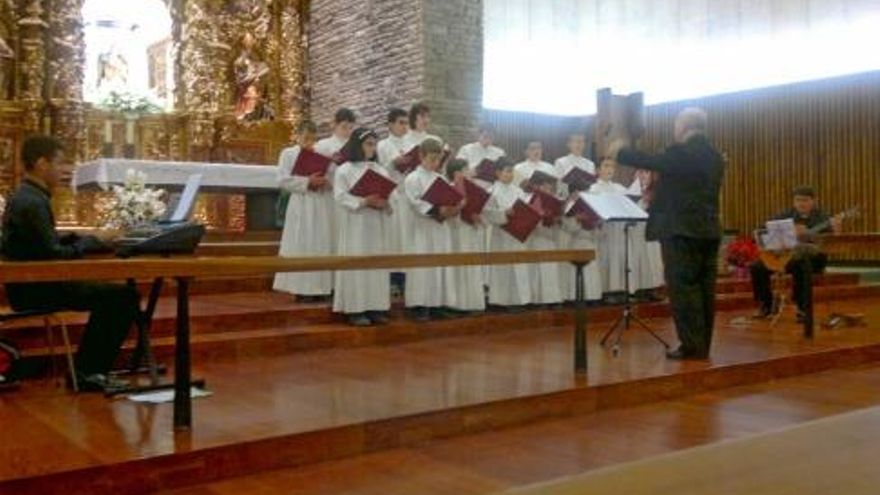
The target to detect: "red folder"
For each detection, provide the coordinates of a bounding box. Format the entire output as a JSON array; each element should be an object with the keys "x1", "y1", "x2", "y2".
[
  {"x1": 330, "y1": 150, "x2": 348, "y2": 165},
  {"x1": 529, "y1": 189, "x2": 564, "y2": 226},
  {"x1": 561, "y1": 167, "x2": 597, "y2": 191},
  {"x1": 461, "y1": 178, "x2": 491, "y2": 224},
  {"x1": 475, "y1": 159, "x2": 497, "y2": 183},
  {"x1": 395, "y1": 146, "x2": 422, "y2": 175},
  {"x1": 502, "y1": 199, "x2": 542, "y2": 243},
  {"x1": 349, "y1": 168, "x2": 398, "y2": 200},
  {"x1": 566, "y1": 196, "x2": 602, "y2": 230},
  {"x1": 422, "y1": 177, "x2": 464, "y2": 207},
  {"x1": 292, "y1": 148, "x2": 332, "y2": 177}
]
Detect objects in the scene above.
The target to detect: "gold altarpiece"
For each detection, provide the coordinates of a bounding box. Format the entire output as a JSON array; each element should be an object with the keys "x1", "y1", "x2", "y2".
[{"x1": 0, "y1": 0, "x2": 308, "y2": 231}]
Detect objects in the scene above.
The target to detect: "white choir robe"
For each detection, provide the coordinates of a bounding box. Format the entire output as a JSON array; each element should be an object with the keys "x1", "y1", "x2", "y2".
[
  {"x1": 561, "y1": 214, "x2": 603, "y2": 301},
  {"x1": 625, "y1": 177, "x2": 665, "y2": 291},
  {"x1": 377, "y1": 134, "x2": 410, "y2": 253},
  {"x1": 332, "y1": 161, "x2": 393, "y2": 315},
  {"x1": 513, "y1": 160, "x2": 557, "y2": 189},
  {"x1": 273, "y1": 146, "x2": 336, "y2": 296},
  {"x1": 528, "y1": 218, "x2": 564, "y2": 304},
  {"x1": 554, "y1": 154, "x2": 596, "y2": 296},
  {"x1": 483, "y1": 182, "x2": 531, "y2": 306},
  {"x1": 588, "y1": 179, "x2": 629, "y2": 294},
  {"x1": 456, "y1": 142, "x2": 505, "y2": 283},
  {"x1": 403, "y1": 130, "x2": 442, "y2": 152},
  {"x1": 402, "y1": 166, "x2": 457, "y2": 308},
  {"x1": 314, "y1": 135, "x2": 348, "y2": 158},
  {"x1": 449, "y1": 216, "x2": 487, "y2": 311}
]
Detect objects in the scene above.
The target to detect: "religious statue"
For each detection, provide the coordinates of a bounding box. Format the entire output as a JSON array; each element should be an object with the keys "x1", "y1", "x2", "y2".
[
  {"x1": 237, "y1": 83, "x2": 274, "y2": 122},
  {"x1": 97, "y1": 46, "x2": 129, "y2": 92},
  {"x1": 0, "y1": 36, "x2": 12, "y2": 100},
  {"x1": 233, "y1": 33, "x2": 270, "y2": 120}
]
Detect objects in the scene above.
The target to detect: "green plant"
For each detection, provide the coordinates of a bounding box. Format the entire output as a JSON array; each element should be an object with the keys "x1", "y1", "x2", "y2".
[{"x1": 99, "y1": 91, "x2": 163, "y2": 115}]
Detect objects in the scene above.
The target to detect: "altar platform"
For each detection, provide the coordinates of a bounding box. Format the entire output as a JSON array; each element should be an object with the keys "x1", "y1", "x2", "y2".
[{"x1": 1, "y1": 290, "x2": 879, "y2": 495}]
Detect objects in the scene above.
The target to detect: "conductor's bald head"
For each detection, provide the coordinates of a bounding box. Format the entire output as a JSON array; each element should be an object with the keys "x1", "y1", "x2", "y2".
[{"x1": 674, "y1": 107, "x2": 708, "y2": 143}]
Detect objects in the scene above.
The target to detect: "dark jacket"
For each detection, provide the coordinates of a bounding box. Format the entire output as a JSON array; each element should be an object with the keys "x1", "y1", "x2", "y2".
[
  {"x1": 617, "y1": 134, "x2": 725, "y2": 241},
  {"x1": 1, "y1": 179, "x2": 105, "y2": 310}
]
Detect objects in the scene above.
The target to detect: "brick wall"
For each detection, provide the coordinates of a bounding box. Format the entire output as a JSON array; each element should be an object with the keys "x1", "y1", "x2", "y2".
[{"x1": 308, "y1": 0, "x2": 483, "y2": 147}]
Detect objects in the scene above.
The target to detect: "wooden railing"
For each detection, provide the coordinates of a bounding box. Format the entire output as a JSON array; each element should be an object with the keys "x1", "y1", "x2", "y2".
[{"x1": 0, "y1": 250, "x2": 595, "y2": 432}]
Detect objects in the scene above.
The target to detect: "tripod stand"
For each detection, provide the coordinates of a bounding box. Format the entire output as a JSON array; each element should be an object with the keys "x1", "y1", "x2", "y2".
[{"x1": 600, "y1": 220, "x2": 670, "y2": 356}]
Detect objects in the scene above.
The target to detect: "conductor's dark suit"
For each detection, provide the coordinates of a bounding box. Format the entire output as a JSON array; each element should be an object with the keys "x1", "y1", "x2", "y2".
[{"x1": 618, "y1": 134, "x2": 725, "y2": 356}]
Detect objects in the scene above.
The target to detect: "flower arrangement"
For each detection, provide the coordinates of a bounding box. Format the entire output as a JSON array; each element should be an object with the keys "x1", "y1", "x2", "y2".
[
  {"x1": 726, "y1": 236, "x2": 760, "y2": 268},
  {"x1": 103, "y1": 169, "x2": 167, "y2": 229},
  {"x1": 99, "y1": 91, "x2": 163, "y2": 115}
]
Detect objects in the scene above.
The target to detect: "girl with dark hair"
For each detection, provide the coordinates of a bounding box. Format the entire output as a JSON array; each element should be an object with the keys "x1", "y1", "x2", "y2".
[{"x1": 332, "y1": 128, "x2": 395, "y2": 326}]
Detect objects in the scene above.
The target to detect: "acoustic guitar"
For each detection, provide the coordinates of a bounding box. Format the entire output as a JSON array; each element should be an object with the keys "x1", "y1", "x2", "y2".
[{"x1": 758, "y1": 206, "x2": 859, "y2": 272}]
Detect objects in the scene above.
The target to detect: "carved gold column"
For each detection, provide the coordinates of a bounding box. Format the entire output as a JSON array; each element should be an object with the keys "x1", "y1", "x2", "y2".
[{"x1": 16, "y1": 0, "x2": 47, "y2": 133}]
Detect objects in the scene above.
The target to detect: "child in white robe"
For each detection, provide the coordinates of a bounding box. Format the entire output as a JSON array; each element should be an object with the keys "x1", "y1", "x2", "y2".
[
  {"x1": 403, "y1": 102, "x2": 443, "y2": 152},
  {"x1": 561, "y1": 182, "x2": 603, "y2": 302},
  {"x1": 513, "y1": 140, "x2": 557, "y2": 189},
  {"x1": 446, "y1": 159, "x2": 486, "y2": 313},
  {"x1": 457, "y1": 122, "x2": 506, "y2": 189},
  {"x1": 273, "y1": 121, "x2": 335, "y2": 301},
  {"x1": 626, "y1": 170, "x2": 665, "y2": 297},
  {"x1": 526, "y1": 174, "x2": 564, "y2": 306},
  {"x1": 377, "y1": 108, "x2": 412, "y2": 255},
  {"x1": 332, "y1": 128, "x2": 394, "y2": 327},
  {"x1": 455, "y1": 122, "x2": 504, "y2": 285},
  {"x1": 555, "y1": 132, "x2": 597, "y2": 300},
  {"x1": 403, "y1": 138, "x2": 460, "y2": 321},
  {"x1": 484, "y1": 158, "x2": 532, "y2": 308},
  {"x1": 589, "y1": 158, "x2": 629, "y2": 298},
  {"x1": 315, "y1": 107, "x2": 356, "y2": 159}
]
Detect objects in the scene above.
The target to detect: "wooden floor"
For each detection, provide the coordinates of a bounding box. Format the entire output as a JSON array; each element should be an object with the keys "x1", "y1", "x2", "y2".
[
  {"x1": 1, "y1": 292, "x2": 880, "y2": 494},
  {"x1": 159, "y1": 363, "x2": 880, "y2": 495}
]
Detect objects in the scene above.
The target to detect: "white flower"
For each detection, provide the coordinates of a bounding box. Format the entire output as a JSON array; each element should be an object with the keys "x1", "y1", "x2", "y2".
[{"x1": 103, "y1": 168, "x2": 167, "y2": 229}]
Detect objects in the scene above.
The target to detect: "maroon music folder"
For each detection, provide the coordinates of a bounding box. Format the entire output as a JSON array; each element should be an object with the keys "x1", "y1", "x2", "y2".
[
  {"x1": 395, "y1": 146, "x2": 422, "y2": 175},
  {"x1": 349, "y1": 168, "x2": 398, "y2": 200},
  {"x1": 565, "y1": 195, "x2": 602, "y2": 230},
  {"x1": 461, "y1": 178, "x2": 491, "y2": 224},
  {"x1": 330, "y1": 150, "x2": 348, "y2": 165},
  {"x1": 561, "y1": 166, "x2": 597, "y2": 191},
  {"x1": 291, "y1": 148, "x2": 332, "y2": 177},
  {"x1": 422, "y1": 177, "x2": 464, "y2": 207},
  {"x1": 529, "y1": 189, "x2": 564, "y2": 226},
  {"x1": 502, "y1": 199, "x2": 542, "y2": 243},
  {"x1": 475, "y1": 159, "x2": 497, "y2": 183}
]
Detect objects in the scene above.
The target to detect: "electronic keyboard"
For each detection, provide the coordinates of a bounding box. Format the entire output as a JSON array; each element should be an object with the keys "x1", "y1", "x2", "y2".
[{"x1": 116, "y1": 222, "x2": 206, "y2": 258}]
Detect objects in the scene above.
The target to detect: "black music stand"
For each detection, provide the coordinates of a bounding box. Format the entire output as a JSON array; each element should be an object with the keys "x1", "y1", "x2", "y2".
[{"x1": 599, "y1": 218, "x2": 670, "y2": 355}]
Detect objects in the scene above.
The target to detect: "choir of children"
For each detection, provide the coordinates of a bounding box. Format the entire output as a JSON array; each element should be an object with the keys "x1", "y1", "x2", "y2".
[{"x1": 274, "y1": 105, "x2": 664, "y2": 325}]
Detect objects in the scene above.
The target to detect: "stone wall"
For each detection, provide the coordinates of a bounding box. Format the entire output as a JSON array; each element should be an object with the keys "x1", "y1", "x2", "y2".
[
  {"x1": 420, "y1": 0, "x2": 483, "y2": 148},
  {"x1": 308, "y1": 0, "x2": 483, "y2": 146},
  {"x1": 308, "y1": 0, "x2": 425, "y2": 133}
]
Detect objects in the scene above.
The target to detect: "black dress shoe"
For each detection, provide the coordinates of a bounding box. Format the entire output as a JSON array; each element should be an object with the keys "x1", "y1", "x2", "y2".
[
  {"x1": 70, "y1": 373, "x2": 128, "y2": 392},
  {"x1": 367, "y1": 311, "x2": 390, "y2": 324},
  {"x1": 347, "y1": 314, "x2": 373, "y2": 327},
  {"x1": 665, "y1": 347, "x2": 709, "y2": 361}
]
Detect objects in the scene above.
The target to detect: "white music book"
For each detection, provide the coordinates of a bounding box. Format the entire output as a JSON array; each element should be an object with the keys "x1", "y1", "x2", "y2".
[
  {"x1": 580, "y1": 193, "x2": 648, "y2": 221},
  {"x1": 761, "y1": 218, "x2": 798, "y2": 250},
  {"x1": 168, "y1": 173, "x2": 203, "y2": 223}
]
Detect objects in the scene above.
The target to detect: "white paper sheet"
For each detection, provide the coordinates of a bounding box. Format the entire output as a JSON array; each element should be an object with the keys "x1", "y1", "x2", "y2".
[
  {"x1": 127, "y1": 387, "x2": 213, "y2": 404},
  {"x1": 580, "y1": 193, "x2": 648, "y2": 221}
]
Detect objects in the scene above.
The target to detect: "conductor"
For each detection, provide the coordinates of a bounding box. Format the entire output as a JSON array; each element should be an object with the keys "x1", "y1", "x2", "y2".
[{"x1": 614, "y1": 108, "x2": 725, "y2": 360}]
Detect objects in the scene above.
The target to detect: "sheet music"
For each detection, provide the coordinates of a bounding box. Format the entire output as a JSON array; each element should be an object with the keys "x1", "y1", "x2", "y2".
[
  {"x1": 169, "y1": 173, "x2": 203, "y2": 222},
  {"x1": 762, "y1": 218, "x2": 797, "y2": 250},
  {"x1": 580, "y1": 193, "x2": 648, "y2": 221}
]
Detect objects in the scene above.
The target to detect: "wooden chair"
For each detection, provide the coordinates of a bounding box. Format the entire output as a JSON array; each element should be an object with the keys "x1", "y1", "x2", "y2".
[{"x1": 0, "y1": 309, "x2": 77, "y2": 391}]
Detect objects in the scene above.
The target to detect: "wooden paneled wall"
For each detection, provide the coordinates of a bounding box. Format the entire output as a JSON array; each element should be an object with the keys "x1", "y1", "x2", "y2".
[{"x1": 484, "y1": 70, "x2": 880, "y2": 235}]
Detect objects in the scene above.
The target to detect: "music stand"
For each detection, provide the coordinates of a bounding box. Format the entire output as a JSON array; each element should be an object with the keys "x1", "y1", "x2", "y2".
[{"x1": 580, "y1": 194, "x2": 669, "y2": 355}]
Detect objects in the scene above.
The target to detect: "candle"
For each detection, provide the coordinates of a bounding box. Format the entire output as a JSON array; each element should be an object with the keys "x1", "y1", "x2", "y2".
[
  {"x1": 125, "y1": 119, "x2": 135, "y2": 145},
  {"x1": 104, "y1": 120, "x2": 112, "y2": 143}
]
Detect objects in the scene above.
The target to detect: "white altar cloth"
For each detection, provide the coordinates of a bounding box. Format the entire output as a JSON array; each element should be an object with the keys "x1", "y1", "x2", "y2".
[{"x1": 73, "y1": 159, "x2": 278, "y2": 193}]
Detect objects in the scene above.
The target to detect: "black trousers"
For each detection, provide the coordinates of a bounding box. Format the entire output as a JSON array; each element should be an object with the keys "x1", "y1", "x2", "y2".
[
  {"x1": 660, "y1": 236, "x2": 720, "y2": 355},
  {"x1": 750, "y1": 253, "x2": 827, "y2": 312},
  {"x1": 6, "y1": 282, "x2": 139, "y2": 375}
]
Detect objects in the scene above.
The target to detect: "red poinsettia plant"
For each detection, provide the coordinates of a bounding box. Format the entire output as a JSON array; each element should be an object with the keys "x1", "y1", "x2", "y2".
[{"x1": 726, "y1": 236, "x2": 760, "y2": 268}]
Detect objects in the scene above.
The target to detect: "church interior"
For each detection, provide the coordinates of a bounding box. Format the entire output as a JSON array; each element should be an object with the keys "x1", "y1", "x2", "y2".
[{"x1": 1, "y1": 0, "x2": 880, "y2": 494}]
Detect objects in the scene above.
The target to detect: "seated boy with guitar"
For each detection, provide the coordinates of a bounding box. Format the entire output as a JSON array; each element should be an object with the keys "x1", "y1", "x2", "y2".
[{"x1": 751, "y1": 186, "x2": 847, "y2": 320}]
